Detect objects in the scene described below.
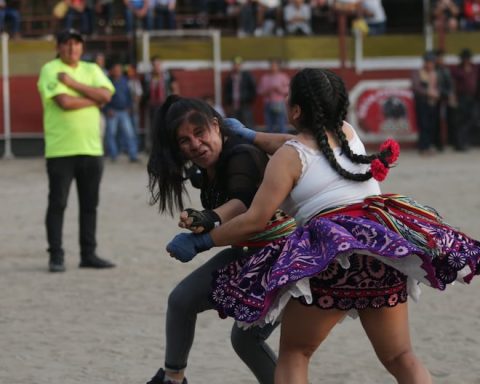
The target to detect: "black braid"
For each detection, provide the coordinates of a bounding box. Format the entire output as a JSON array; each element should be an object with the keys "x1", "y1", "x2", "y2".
[
  {"x1": 327, "y1": 71, "x2": 397, "y2": 167},
  {"x1": 325, "y1": 71, "x2": 377, "y2": 164},
  {"x1": 315, "y1": 124, "x2": 372, "y2": 181},
  {"x1": 298, "y1": 69, "x2": 372, "y2": 181}
]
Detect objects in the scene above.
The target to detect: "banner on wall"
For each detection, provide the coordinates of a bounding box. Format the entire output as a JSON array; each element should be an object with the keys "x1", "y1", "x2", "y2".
[{"x1": 348, "y1": 80, "x2": 418, "y2": 143}]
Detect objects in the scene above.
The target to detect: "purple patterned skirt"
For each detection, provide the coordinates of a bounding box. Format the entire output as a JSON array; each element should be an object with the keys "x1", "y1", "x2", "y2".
[{"x1": 211, "y1": 194, "x2": 480, "y2": 326}]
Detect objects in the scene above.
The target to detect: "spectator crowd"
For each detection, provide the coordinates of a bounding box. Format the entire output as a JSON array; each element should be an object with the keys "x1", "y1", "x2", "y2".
[
  {"x1": 3, "y1": 1, "x2": 480, "y2": 40},
  {"x1": 2, "y1": 1, "x2": 480, "y2": 159},
  {"x1": 99, "y1": 45, "x2": 480, "y2": 160},
  {"x1": 411, "y1": 47, "x2": 480, "y2": 155},
  {"x1": 98, "y1": 53, "x2": 294, "y2": 159}
]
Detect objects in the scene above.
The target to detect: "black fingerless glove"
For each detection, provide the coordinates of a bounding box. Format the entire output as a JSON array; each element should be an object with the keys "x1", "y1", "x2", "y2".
[
  {"x1": 184, "y1": 164, "x2": 203, "y2": 189},
  {"x1": 185, "y1": 208, "x2": 221, "y2": 233}
]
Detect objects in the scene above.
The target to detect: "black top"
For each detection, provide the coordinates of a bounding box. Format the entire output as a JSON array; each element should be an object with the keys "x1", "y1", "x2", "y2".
[
  {"x1": 200, "y1": 137, "x2": 269, "y2": 210},
  {"x1": 223, "y1": 71, "x2": 257, "y2": 107}
]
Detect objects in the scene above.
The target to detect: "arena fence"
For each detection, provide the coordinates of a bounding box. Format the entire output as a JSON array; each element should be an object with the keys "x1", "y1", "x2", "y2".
[{"x1": 1, "y1": 25, "x2": 479, "y2": 156}]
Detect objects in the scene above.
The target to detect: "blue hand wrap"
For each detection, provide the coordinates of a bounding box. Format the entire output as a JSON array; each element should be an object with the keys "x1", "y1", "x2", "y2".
[
  {"x1": 224, "y1": 118, "x2": 256, "y2": 143},
  {"x1": 166, "y1": 233, "x2": 214, "y2": 263}
]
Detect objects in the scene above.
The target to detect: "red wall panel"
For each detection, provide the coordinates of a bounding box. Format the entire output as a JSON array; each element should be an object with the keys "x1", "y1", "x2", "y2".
[{"x1": 1, "y1": 68, "x2": 415, "y2": 136}]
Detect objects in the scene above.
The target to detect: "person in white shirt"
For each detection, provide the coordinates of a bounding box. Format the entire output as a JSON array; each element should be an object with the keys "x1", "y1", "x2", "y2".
[
  {"x1": 361, "y1": 0, "x2": 386, "y2": 35},
  {"x1": 256, "y1": 0, "x2": 283, "y2": 35},
  {"x1": 284, "y1": 0, "x2": 312, "y2": 35}
]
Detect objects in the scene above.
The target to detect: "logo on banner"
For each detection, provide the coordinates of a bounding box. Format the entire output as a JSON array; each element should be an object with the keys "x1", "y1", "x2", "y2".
[
  {"x1": 349, "y1": 80, "x2": 419, "y2": 143},
  {"x1": 356, "y1": 88, "x2": 417, "y2": 136}
]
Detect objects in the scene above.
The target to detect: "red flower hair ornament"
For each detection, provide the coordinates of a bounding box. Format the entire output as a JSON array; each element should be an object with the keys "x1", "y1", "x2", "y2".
[
  {"x1": 370, "y1": 159, "x2": 389, "y2": 181},
  {"x1": 370, "y1": 139, "x2": 400, "y2": 182},
  {"x1": 379, "y1": 139, "x2": 400, "y2": 165}
]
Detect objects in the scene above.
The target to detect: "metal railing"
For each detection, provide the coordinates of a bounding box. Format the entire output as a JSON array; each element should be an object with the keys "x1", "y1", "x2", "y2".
[{"x1": 2, "y1": 32, "x2": 13, "y2": 159}]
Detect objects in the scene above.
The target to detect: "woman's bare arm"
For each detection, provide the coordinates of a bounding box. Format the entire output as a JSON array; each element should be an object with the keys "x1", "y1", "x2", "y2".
[
  {"x1": 254, "y1": 131, "x2": 295, "y2": 155},
  {"x1": 209, "y1": 145, "x2": 301, "y2": 246}
]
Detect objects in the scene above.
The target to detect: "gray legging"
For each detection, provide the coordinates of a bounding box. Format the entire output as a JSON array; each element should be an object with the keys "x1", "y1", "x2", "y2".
[{"x1": 165, "y1": 247, "x2": 278, "y2": 384}]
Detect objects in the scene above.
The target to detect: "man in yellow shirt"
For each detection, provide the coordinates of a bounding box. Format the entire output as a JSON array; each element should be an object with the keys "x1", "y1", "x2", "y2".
[{"x1": 37, "y1": 29, "x2": 115, "y2": 272}]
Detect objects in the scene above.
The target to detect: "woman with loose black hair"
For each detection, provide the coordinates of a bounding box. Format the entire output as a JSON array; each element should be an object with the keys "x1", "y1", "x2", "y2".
[
  {"x1": 148, "y1": 95, "x2": 225, "y2": 215},
  {"x1": 167, "y1": 68, "x2": 480, "y2": 383},
  {"x1": 145, "y1": 95, "x2": 296, "y2": 384}
]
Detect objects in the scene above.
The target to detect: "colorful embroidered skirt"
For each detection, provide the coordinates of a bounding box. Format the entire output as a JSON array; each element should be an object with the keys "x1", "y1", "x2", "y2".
[{"x1": 211, "y1": 194, "x2": 480, "y2": 327}]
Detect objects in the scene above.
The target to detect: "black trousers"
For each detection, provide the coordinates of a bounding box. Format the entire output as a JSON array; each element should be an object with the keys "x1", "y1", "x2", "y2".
[
  {"x1": 455, "y1": 95, "x2": 477, "y2": 150},
  {"x1": 415, "y1": 98, "x2": 439, "y2": 151},
  {"x1": 165, "y1": 247, "x2": 278, "y2": 384},
  {"x1": 45, "y1": 155, "x2": 104, "y2": 261}
]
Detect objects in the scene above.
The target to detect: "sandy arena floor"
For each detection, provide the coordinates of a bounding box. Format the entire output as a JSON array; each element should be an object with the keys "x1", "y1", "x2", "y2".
[{"x1": 1, "y1": 148, "x2": 480, "y2": 384}]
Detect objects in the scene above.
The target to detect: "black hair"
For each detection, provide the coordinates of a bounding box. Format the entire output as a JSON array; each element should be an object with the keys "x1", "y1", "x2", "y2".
[
  {"x1": 147, "y1": 95, "x2": 226, "y2": 215},
  {"x1": 288, "y1": 68, "x2": 393, "y2": 181}
]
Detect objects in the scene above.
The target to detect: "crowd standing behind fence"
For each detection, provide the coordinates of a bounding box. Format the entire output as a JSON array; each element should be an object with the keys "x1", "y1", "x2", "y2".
[
  {"x1": 411, "y1": 48, "x2": 480, "y2": 155},
  {"x1": 1, "y1": 1, "x2": 479, "y2": 160}
]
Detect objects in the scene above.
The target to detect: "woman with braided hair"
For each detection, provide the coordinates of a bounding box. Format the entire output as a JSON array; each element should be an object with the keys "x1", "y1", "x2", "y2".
[
  {"x1": 167, "y1": 68, "x2": 480, "y2": 383},
  {"x1": 145, "y1": 95, "x2": 296, "y2": 384}
]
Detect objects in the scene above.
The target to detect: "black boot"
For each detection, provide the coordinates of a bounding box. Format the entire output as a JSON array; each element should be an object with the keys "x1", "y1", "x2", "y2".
[
  {"x1": 79, "y1": 255, "x2": 115, "y2": 269},
  {"x1": 48, "y1": 252, "x2": 65, "y2": 273},
  {"x1": 146, "y1": 368, "x2": 188, "y2": 384}
]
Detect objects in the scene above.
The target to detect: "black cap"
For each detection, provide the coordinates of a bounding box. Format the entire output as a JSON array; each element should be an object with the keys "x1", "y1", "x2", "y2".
[
  {"x1": 423, "y1": 51, "x2": 436, "y2": 62},
  {"x1": 56, "y1": 28, "x2": 84, "y2": 44},
  {"x1": 459, "y1": 48, "x2": 472, "y2": 60}
]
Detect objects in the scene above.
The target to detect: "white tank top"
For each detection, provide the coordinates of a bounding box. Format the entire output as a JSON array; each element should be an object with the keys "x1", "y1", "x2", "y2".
[{"x1": 280, "y1": 128, "x2": 381, "y2": 226}]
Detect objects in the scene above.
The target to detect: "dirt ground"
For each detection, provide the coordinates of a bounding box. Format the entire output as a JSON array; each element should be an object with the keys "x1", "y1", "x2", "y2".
[{"x1": 1, "y1": 148, "x2": 480, "y2": 384}]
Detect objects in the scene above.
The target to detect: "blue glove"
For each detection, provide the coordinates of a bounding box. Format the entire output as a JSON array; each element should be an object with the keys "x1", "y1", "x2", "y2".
[
  {"x1": 224, "y1": 118, "x2": 256, "y2": 143},
  {"x1": 166, "y1": 232, "x2": 214, "y2": 263}
]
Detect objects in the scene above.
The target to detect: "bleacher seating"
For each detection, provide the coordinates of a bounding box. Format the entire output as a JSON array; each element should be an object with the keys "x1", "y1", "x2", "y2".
[
  {"x1": 19, "y1": 0, "x2": 239, "y2": 37},
  {"x1": 20, "y1": 1, "x2": 58, "y2": 37},
  {"x1": 15, "y1": 0, "x2": 434, "y2": 60},
  {"x1": 19, "y1": 0, "x2": 427, "y2": 38}
]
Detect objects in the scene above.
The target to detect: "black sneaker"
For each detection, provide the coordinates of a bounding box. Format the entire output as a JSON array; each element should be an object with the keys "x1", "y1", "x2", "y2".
[
  {"x1": 79, "y1": 255, "x2": 115, "y2": 269},
  {"x1": 147, "y1": 368, "x2": 188, "y2": 384},
  {"x1": 49, "y1": 260, "x2": 66, "y2": 273}
]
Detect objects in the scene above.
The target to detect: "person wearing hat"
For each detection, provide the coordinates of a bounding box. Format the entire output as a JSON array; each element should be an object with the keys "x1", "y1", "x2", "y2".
[
  {"x1": 37, "y1": 29, "x2": 116, "y2": 272},
  {"x1": 223, "y1": 56, "x2": 257, "y2": 130},
  {"x1": 451, "y1": 48, "x2": 479, "y2": 150},
  {"x1": 411, "y1": 51, "x2": 441, "y2": 155}
]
